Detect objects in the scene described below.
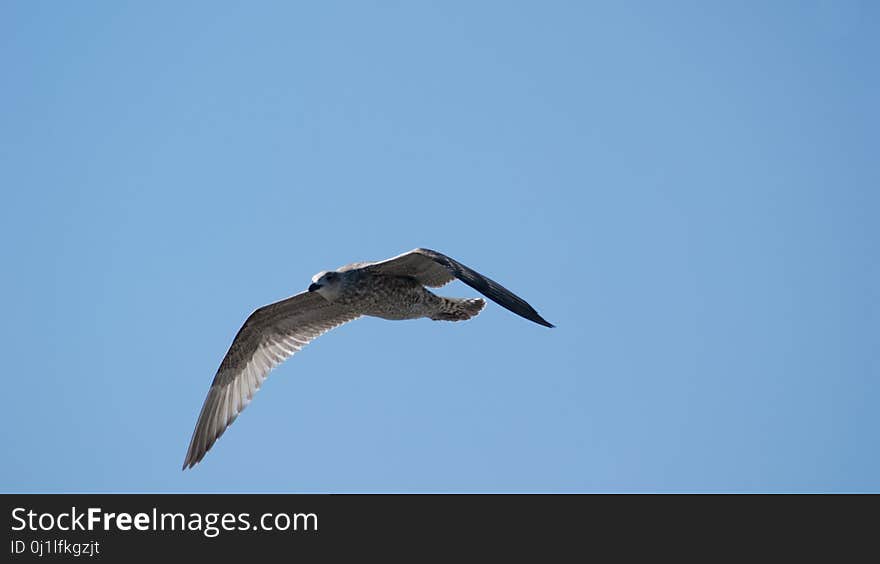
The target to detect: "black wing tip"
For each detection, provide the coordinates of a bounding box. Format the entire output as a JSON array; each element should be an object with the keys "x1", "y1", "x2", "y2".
[
  {"x1": 181, "y1": 455, "x2": 197, "y2": 471},
  {"x1": 182, "y1": 441, "x2": 208, "y2": 471},
  {"x1": 182, "y1": 453, "x2": 206, "y2": 471}
]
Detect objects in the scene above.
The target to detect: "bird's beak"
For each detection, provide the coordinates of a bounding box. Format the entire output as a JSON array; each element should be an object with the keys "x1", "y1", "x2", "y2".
[{"x1": 308, "y1": 283, "x2": 321, "y2": 292}]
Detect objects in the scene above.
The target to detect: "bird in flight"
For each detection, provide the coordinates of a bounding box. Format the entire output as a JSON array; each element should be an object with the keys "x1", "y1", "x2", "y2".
[{"x1": 182, "y1": 248, "x2": 554, "y2": 469}]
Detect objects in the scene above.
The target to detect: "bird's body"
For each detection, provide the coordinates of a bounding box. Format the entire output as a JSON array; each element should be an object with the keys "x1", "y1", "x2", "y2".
[
  {"x1": 182, "y1": 248, "x2": 553, "y2": 469},
  {"x1": 316, "y1": 270, "x2": 485, "y2": 321}
]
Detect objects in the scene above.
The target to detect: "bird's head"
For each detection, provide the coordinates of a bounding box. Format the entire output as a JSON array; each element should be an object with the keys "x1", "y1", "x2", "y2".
[{"x1": 308, "y1": 270, "x2": 344, "y2": 300}]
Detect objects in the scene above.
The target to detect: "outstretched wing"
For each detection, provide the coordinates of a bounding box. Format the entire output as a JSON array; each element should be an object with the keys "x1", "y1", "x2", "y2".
[
  {"x1": 183, "y1": 291, "x2": 360, "y2": 469},
  {"x1": 361, "y1": 248, "x2": 554, "y2": 328}
]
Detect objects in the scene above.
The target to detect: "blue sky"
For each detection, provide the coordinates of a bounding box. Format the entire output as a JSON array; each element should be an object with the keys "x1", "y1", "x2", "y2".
[{"x1": 1, "y1": 1, "x2": 877, "y2": 492}]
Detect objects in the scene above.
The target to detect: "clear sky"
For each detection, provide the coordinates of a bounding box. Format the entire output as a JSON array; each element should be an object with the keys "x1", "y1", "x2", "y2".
[{"x1": 1, "y1": 1, "x2": 877, "y2": 492}]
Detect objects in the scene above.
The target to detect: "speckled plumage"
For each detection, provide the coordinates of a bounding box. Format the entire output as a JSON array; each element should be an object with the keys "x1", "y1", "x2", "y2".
[
  {"x1": 329, "y1": 271, "x2": 474, "y2": 321},
  {"x1": 182, "y1": 248, "x2": 553, "y2": 469}
]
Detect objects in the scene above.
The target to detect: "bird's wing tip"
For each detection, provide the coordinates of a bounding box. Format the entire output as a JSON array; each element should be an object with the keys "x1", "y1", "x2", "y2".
[{"x1": 182, "y1": 453, "x2": 200, "y2": 471}]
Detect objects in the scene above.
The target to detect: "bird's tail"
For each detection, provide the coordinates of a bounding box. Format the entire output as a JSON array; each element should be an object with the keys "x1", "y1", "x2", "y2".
[{"x1": 430, "y1": 297, "x2": 486, "y2": 322}]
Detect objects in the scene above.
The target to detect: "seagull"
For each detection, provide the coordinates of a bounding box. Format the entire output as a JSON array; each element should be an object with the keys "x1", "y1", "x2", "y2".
[{"x1": 182, "y1": 248, "x2": 554, "y2": 469}]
